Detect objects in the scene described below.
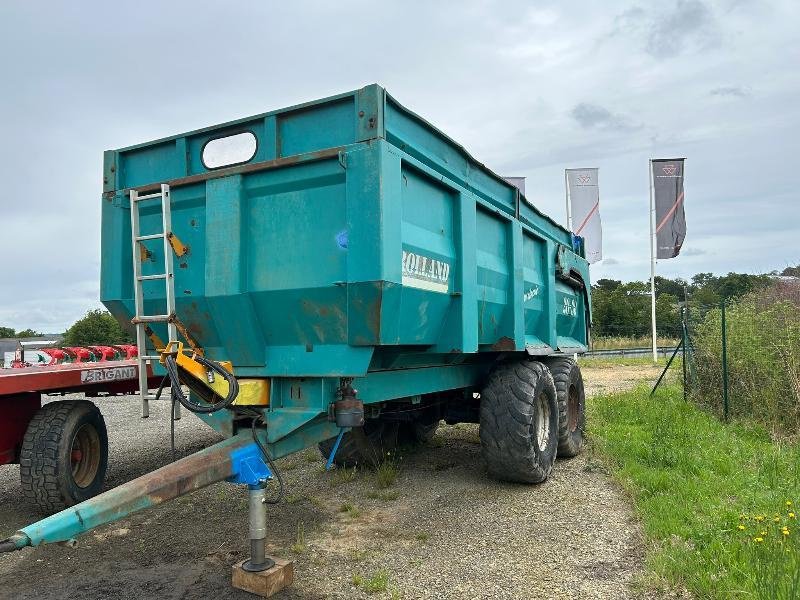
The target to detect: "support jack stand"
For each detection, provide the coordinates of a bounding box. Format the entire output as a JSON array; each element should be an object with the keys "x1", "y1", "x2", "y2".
[{"x1": 232, "y1": 484, "x2": 293, "y2": 597}]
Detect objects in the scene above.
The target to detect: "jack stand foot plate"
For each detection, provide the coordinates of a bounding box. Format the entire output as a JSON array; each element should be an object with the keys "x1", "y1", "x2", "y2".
[{"x1": 232, "y1": 557, "x2": 294, "y2": 598}]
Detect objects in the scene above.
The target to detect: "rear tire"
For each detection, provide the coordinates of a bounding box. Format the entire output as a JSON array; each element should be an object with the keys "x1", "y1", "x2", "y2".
[
  {"x1": 20, "y1": 400, "x2": 108, "y2": 514},
  {"x1": 318, "y1": 420, "x2": 399, "y2": 468},
  {"x1": 479, "y1": 359, "x2": 558, "y2": 483},
  {"x1": 544, "y1": 356, "x2": 586, "y2": 458}
]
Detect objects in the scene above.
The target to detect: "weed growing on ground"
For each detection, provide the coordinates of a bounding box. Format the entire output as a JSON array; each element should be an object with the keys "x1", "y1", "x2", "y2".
[
  {"x1": 290, "y1": 521, "x2": 307, "y2": 554},
  {"x1": 414, "y1": 531, "x2": 430, "y2": 542},
  {"x1": 285, "y1": 493, "x2": 324, "y2": 508},
  {"x1": 349, "y1": 548, "x2": 369, "y2": 562},
  {"x1": 590, "y1": 384, "x2": 800, "y2": 598},
  {"x1": 366, "y1": 489, "x2": 400, "y2": 501},
  {"x1": 375, "y1": 458, "x2": 398, "y2": 489},
  {"x1": 305, "y1": 495, "x2": 324, "y2": 509},
  {"x1": 352, "y1": 569, "x2": 389, "y2": 594},
  {"x1": 734, "y1": 504, "x2": 799, "y2": 599},
  {"x1": 339, "y1": 502, "x2": 361, "y2": 518},
  {"x1": 330, "y1": 466, "x2": 359, "y2": 486}
]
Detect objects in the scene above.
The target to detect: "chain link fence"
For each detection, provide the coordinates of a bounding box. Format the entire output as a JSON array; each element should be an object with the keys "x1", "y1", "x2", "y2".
[{"x1": 681, "y1": 281, "x2": 800, "y2": 435}]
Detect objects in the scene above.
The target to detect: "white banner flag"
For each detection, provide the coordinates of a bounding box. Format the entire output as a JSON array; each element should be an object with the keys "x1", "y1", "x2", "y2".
[{"x1": 565, "y1": 168, "x2": 602, "y2": 264}]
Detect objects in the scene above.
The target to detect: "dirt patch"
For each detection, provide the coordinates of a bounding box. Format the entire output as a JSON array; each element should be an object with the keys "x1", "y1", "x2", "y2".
[
  {"x1": 581, "y1": 363, "x2": 665, "y2": 396},
  {"x1": 0, "y1": 365, "x2": 663, "y2": 599}
]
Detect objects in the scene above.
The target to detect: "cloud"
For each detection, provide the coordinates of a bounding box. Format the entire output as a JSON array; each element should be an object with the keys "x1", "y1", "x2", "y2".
[
  {"x1": 709, "y1": 86, "x2": 749, "y2": 98},
  {"x1": 613, "y1": 1, "x2": 719, "y2": 59},
  {"x1": 570, "y1": 103, "x2": 640, "y2": 132},
  {"x1": 646, "y1": 0, "x2": 717, "y2": 58}
]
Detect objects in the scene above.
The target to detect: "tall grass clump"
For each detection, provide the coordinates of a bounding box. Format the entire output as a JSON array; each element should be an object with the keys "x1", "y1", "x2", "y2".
[{"x1": 692, "y1": 282, "x2": 800, "y2": 435}]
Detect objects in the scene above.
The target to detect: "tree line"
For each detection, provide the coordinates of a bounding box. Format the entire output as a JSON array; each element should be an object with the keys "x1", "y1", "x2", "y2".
[
  {"x1": 1, "y1": 310, "x2": 132, "y2": 346},
  {"x1": 590, "y1": 267, "x2": 798, "y2": 339}
]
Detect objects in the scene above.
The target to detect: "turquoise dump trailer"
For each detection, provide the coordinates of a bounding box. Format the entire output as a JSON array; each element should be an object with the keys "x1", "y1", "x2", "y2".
[{"x1": 1, "y1": 85, "x2": 591, "y2": 592}]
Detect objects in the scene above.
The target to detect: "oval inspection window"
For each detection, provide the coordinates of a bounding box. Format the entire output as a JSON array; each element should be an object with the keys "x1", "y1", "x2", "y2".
[{"x1": 202, "y1": 132, "x2": 257, "y2": 169}]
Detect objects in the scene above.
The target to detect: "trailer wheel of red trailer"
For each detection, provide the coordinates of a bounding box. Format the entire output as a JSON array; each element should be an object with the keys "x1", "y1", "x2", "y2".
[
  {"x1": 479, "y1": 359, "x2": 559, "y2": 483},
  {"x1": 19, "y1": 400, "x2": 108, "y2": 514},
  {"x1": 543, "y1": 356, "x2": 586, "y2": 458}
]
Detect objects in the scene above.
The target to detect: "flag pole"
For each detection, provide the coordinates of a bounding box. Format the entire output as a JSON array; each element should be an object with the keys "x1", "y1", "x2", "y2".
[
  {"x1": 649, "y1": 159, "x2": 658, "y2": 363},
  {"x1": 564, "y1": 169, "x2": 573, "y2": 231}
]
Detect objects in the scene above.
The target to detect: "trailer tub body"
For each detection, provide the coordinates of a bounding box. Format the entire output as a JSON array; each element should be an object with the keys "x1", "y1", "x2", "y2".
[{"x1": 100, "y1": 84, "x2": 591, "y2": 454}]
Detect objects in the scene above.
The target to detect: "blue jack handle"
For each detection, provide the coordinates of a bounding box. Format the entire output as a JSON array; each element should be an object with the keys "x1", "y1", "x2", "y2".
[{"x1": 325, "y1": 428, "x2": 346, "y2": 471}]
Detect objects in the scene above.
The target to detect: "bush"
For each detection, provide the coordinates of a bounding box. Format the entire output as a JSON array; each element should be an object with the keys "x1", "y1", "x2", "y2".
[
  {"x1": 692, "y1": 283, "x2": 800, "y2": 435},
  {"x1": 63, "y1": 310, "x2": 134, "y2": 347}
]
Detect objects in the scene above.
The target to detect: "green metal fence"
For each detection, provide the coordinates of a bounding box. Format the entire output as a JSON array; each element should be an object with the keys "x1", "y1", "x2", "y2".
[{"x1": 681, "y1": 283, "x2": 800, "y2": 434}]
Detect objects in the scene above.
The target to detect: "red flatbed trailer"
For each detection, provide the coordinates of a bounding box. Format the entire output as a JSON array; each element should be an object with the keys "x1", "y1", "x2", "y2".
[{"x1": 0, "y1": 361, "x2": 161, "y2": 512}]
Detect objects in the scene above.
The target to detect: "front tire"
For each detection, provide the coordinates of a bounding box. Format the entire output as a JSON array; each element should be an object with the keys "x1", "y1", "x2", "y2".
[
  {"x1": 19, "y1": 400, "x2": 108, "y2": 514},
  {"x1": 479, "y1": 359, "x2": 559, "y2": 483}
]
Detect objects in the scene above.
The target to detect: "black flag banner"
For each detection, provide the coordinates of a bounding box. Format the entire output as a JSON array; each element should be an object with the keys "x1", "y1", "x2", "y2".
[{"x1": 652, "y1": 158, "x2": 686, "y2": 259}]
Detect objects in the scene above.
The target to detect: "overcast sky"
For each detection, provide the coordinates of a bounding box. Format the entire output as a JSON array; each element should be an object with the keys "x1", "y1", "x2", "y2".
[{"x1": 1, "y1": 1, "x2": 798, "y2": 333}]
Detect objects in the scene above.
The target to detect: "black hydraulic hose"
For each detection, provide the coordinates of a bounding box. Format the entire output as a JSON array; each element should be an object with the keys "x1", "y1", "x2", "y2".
[
  {"x1": 153, "y1": 374, "x2": 177, "y2": 461},
  {"x1": 163, "y1": 353, "x2": 239, "y2": 414},
  {"x1": 158, "y1": 354, "x2": 282, "y2": 501}
]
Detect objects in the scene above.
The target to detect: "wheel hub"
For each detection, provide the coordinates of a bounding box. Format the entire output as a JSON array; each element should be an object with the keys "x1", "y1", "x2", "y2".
[
  {"x1": 70, "y1": 423, "x2": 101, "y2": 488},
  {"x1": 535, "y1": 392, "x2": 551, "y2": 452},
  {"x1": 567, "y1": 385, "x2": 579, "y2": 433}
]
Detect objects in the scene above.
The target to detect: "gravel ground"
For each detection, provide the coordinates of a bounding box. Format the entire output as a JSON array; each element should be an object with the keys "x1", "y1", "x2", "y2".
[{"x1": 0, "y1": 365, "x2": 663, "y2": 599}]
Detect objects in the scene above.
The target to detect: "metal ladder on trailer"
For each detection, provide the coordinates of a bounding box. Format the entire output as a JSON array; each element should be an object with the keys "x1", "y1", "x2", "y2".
[{"x1": 129, "y1": 184, "x2": 179, "y2": 419}]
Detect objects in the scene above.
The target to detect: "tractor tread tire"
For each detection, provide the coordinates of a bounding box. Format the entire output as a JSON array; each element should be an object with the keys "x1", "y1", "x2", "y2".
[
  {"x1": 544, "y1": 356, "x2": 586, "y2": 458},
  {"x1": 19, "y1": 400, "x2": 108, "y2": 514},
  {"x1": 479, "y1": 359, "x2": 559, "y2": 483}
]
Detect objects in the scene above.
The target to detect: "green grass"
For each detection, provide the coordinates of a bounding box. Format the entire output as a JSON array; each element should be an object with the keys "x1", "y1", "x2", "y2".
[
  {"x1": 579, "y1": 355, "x2": 671, "y2": 368},
  {"x1": 374, "y1": 459, "x2": 399, "y2": 489},
  {"x1": 289, "y1": 521, "x2": 307, "y2": 554},
  {"x1": 365, "y1": 489, "x2": 400, "y2": 501},
  {"x1": 329, "y1": 466, "x2": 359, "y2": 486},
  {"x1": 339, "y1": 502, "x2": 361, "y2": 518},
  {"x1": 590, "y1": 385, "x2": 799, "y2": 599},
  {"x1": 352, "y1": 569, "x2": 390, "y2": 594},
  {"x1": 591, "y1": 335, "x2": 679, "y2": 350}
]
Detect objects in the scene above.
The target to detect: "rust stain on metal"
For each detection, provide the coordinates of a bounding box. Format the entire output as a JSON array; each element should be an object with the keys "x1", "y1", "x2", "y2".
[
  {"x1": 123, "y1": 437, "x2": 243, "y2": 506},
  {"x1": 491, "y1": 337, "x2": 516, "y2": 351},
  {"x1": 123, "y1": 147, "x2": 346, "y2": 195},
  {"x1": 366, "y1": 281, "x2": 383, "y2": 341}
]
